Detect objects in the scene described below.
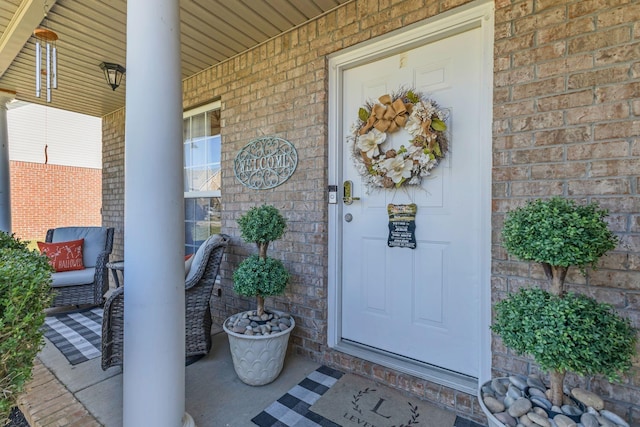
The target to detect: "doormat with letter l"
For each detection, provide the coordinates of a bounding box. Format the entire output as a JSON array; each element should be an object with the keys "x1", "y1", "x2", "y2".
[
  {"x1": 253, "y1": 366, "x2": 485, "y2": 427},
  {"x1": 41, "y1": 308, "x2": 102, "y2": 365}
]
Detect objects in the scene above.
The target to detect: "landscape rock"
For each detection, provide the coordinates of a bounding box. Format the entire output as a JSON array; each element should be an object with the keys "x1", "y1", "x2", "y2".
[
  {"x1": 595, "y1": 415, "x2": 617, "y2": 427},
  {"x1": 527, "y1": 375, "x2": 546, "y2": 391},
  {"x1": 508, "y1": 384, "x2": 523, "y2": 399},
  {"x1": 600, "y1": 409, "x2": 630, "y2": 427},
  {"x1": 519, "y1": 414, "x2": 535, "y2": 426},
  {"x1": 533, "y1": 407, "x2": 547, "y2": 417},
  {"x1": 484, "y1": 396, "x2": 505, "y2": 413},
  {"x1": 509, "y1": 375, "x2": 528, "y2": 390},
  {"x1": 529, "y1": 387, "x2": 547, "y2": 399},
  {"x1": 531, "y1": 396, "x2": 552, "y2": 410},
  {"x1": 508, "y1": 398, "x2": 532, "y2": 418},
  {"x1": 493, "y1": 378, "x2": 508, "y2": 395},
  {"x1": 495, "y1": 411, "x2": 518, "y2": 427},
  {"x1": 580, "y1": 413, "x2": 599, "y2": 427},
  {"x1": 504, "y1": 395, "x2": 516, "y2": 408},
  {"x1": 482, "y1": 385, "x2": 494, "y2": 395},
  {"x1": 570, "y1": 388, "x2": 603, "y2": 411},
  {"x1": 527, "y1": 412, "x2": 551, "y2": 427},
  {"x1": 561, "y1": 404, "x2": 582, "y2": 416},
  {"x1": 552, "y1": 414, "x2": 576, "y2": 427}
]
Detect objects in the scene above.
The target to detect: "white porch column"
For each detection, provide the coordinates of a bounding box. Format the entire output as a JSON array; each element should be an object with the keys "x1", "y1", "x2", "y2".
[
  {"x1": 123, "y1": 1, "x2": 191, "y2": 427},
  {"x1": 0, "y1": 89, "x2": 16, "y2": 233}
]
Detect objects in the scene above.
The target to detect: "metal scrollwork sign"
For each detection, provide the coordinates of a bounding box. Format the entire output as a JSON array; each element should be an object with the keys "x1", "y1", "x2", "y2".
[{"x1": 234, "y1": 136, "x2": 298, "y2": 190}]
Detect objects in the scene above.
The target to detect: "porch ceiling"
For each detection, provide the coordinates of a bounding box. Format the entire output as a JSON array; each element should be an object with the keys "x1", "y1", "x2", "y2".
[{"x1": 0, "y1": 0, "x2": 350, "y2": 117}]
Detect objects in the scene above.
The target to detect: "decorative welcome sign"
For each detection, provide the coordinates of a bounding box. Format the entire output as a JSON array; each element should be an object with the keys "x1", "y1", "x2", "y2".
[{"x1": 234, "y1": 136, "x2": 298, "y2": 189}]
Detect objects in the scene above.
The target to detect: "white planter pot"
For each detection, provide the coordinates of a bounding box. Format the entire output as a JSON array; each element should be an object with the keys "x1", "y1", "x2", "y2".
[{"x1": 223, "y1": 312, "x2": 295, "y2": 386}]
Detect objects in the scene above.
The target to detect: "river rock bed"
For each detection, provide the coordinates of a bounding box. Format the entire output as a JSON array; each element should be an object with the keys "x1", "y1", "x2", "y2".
[
  {"x1": 480, "y1": 376, "x2": 630, "y2": 427},
  {"x1": 225, "y1": 310, "x2": 292, "y2": 336}
]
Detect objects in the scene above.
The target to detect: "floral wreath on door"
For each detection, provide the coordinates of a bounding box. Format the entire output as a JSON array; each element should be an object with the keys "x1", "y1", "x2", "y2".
[{"x1": 347, "y1": 88, "x2": 449, "y2": 191}]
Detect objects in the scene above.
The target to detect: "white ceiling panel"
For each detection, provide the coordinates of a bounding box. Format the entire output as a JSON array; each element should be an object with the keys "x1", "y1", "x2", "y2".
[{"x1": 0, "y1": 0, "x2": 351, "y2": 117}]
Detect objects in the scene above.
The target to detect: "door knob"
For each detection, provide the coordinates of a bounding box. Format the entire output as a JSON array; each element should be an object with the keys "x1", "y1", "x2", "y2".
[{"x1": 343, "y1": 180, "x2": 360, "y2": 205}]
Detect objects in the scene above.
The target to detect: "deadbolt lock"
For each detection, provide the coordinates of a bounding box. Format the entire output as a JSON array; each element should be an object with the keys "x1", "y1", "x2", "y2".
[{"x1": 343, "y1": 180, "x2": 360, "y2": 205}]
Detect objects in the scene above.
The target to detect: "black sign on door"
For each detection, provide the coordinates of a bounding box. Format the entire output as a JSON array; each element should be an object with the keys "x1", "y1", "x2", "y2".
[{"x1": 387, "y1": 203, "x2": 417, "y2": 249}]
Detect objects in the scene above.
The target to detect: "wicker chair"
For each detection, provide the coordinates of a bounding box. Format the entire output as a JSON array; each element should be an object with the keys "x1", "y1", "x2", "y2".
[
  {"x1": 101, "y1": 233, "x2": 229, "y2": 370},
  {"x1": 46, "y1": 226, "x2": 114, "y2": 307}
]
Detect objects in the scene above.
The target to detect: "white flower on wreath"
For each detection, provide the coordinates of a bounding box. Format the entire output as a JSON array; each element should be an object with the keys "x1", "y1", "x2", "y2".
[
  {"x1": 405, "y1": 115, "x2": 425, "y2": 138},
  {"x1": 382, "y1": 156, "x2": 413, "y2": 184},
  {"x1": 408, "y1": 176, "x2": 421, "y2": 185},
  {"x1": 407, "y1": 144, "x2": 421, "y2": 157},
  {"x1": 356, "y1": 128, "x2": 386, "y2": 159}
]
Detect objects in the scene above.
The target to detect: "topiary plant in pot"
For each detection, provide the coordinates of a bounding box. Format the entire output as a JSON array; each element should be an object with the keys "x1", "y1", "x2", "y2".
[
  {"x1": 223, "y1": 204, "x2": 294, "y2": 386},
  {"x1": 482, "y1": 197, "x2": 637, "y2": 427},
  {"x1": 0, "y1": 232, "x2": 53, "y2": 424}
]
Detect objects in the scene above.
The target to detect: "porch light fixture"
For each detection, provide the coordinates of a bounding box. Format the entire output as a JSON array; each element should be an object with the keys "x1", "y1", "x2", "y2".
[{"x1": 99, "y1": 62, "x2": 126, "y2": 91}]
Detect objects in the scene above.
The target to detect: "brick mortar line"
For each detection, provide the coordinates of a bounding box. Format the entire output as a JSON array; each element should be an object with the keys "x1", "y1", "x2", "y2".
[{"x1": 17, "y1": 358, "x2": 102, "y2": 427}]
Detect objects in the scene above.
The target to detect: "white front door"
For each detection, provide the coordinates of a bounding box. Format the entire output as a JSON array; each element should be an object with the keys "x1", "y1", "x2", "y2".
[{"x1": 335, "y1": 18, "x2": 490, "y2": 379}]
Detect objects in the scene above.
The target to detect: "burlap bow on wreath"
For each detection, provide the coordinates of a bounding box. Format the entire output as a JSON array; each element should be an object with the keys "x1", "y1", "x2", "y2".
[{"x1": 359, "y1": 95, "x2": 412, "y2": 134}]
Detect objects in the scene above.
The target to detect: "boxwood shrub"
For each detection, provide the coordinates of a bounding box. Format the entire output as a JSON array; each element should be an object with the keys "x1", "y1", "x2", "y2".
[{"x1": 0, "y1": 232, "x2": 52, "y2": 423}]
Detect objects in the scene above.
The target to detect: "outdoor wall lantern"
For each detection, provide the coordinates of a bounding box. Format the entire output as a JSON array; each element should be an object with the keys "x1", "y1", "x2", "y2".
[{"x1": 99, "y1": 62, "x2": 126, "y2": 91}]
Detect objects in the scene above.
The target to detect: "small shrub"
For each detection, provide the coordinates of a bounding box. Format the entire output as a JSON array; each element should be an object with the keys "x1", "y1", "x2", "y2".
[
  {"x1": 234, "y1": 205, "x2": 289, "y2": 316},
  {"x1": 232, "y1": 255, "x2": 289, "y2": 298},
  {"x1": 0, "y1": 232, "x2": 52, "y2": 422},
  {"x1": 496, "y1": 197, "x2": 634, "y2": 407},
  {"x1": 237, "y1": 205, "x2": 286, "y2": 247},
  {"x1": 233, "y1": 205, "x2": 289, "y2": 315},
  {"x1": 492, "y1": 288, "x2": 636, "y2": 381},
  {"x1": 502, "y1": 197, "x2": 617, "y2": 269}
]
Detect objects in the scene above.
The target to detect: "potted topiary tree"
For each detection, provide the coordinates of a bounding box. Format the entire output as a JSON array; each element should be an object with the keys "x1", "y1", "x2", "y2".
[
  {"x1": 223, "y1": 204, "x2": 294, "y2": 386},
  {"x1": 1, "y1": 232, "x2": 52, "y2": 424},
  {"x1": 479, "y1": 197, "x2": 637, "y2": 427}
]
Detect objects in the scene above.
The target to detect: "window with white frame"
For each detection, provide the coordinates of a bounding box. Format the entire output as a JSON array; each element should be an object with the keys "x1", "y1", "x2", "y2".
[{"x1": 183, "y1": 101, "x2": 221, "y2": 255}]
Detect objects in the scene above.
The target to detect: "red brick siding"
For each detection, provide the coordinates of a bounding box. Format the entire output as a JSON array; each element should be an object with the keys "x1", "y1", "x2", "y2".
[
  {"x1": 10, "y1": 161, "x2": 102, "y2": 241},
  {"x1": 102, "y1": 0, "x2": 640, "y2": 424}
]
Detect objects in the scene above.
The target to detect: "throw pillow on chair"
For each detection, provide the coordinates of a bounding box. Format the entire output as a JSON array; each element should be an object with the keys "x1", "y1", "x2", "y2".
[{"x1": 38, "y1": 239, "x2": 85, "y2": 272}]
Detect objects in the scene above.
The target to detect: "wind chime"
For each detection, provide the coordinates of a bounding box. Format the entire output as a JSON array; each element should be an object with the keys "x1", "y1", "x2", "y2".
[{"x1": 34, "y1": 4, "x2": 58, "y2": 103}]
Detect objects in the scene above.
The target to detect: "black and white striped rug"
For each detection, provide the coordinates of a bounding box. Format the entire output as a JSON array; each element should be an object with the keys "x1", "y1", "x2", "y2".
[
  {"x1": 252, "y1": 365, "x2": 344, "y2": 427},
  {"x1": 42, "y1": 308, "x2": 102, "y2": 365}
]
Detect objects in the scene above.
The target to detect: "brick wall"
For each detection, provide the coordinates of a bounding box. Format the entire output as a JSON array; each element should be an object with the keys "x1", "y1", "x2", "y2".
[
  {"x1": 492, "y1": 0, "x2": 640, "y2": 423},
  {"x1": 102, "y1": 108, "x2": 125, "y2": 259},
  {"x1": 102, "y1": 0, "x2": 640, "y2": 424},
  {"x1": 10, "y1": 161, "x2": 101, "y2": 241}
]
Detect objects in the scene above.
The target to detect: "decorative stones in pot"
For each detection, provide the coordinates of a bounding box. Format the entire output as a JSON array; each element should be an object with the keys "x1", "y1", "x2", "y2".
[{"x1": 478, "y1": 376, "x2": 630, "y2": 427}]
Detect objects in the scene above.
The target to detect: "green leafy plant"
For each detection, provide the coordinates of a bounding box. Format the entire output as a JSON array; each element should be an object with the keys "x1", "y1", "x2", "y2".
[
  {"x1": 233, "y1": 205, "x2": 289, "y2": 316},
  {"x1": 502, "y1": 197, "x2": 617, "y2": 295},
  {"x1": 495, "y1": 197, "x2": 635, "y2": 407},
  {"x1": 0, "y1": 232, "x2": 53, "y2": 423},
  {"x1": 492, "y1": 289, "x2": 636, "y2": 390}
]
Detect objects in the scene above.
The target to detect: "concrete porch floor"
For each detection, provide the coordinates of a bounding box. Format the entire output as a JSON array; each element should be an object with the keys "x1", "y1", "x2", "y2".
[
  {"x1": 18, "y1": 324, "x2": 487, "y2": 427},
  {"x1": 19, "y1": 326, "x2": 321, "y2": 427}
]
